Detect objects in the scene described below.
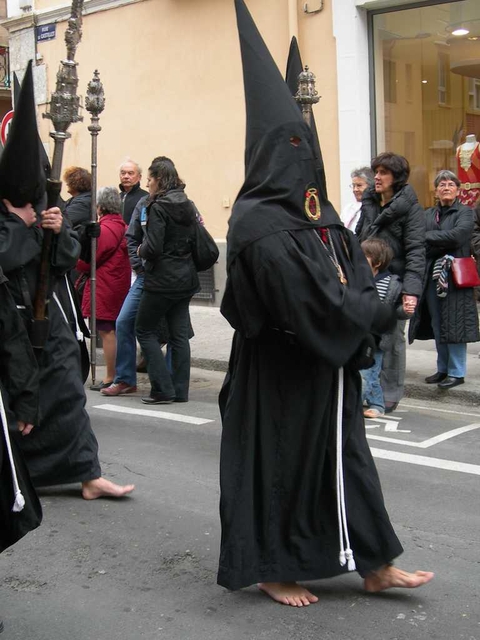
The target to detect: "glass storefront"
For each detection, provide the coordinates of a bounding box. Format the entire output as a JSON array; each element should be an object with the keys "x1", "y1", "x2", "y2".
[{"x1": 372, "y1": 0, "x2": 480, "y2": 207}]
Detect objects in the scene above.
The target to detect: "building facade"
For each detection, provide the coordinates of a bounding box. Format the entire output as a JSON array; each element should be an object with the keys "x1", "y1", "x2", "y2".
[{"x1": 1, "y1": 0, "x2": 479, "y2": 302}]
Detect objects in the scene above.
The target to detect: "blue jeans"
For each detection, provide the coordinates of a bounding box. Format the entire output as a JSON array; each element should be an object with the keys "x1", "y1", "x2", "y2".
[
  {"x1": 135, "y1": 292, "x2": 192, "y2": 400},
  {"x1": 114, "y1": 275, "x2": 145, "y2": 386},
  {"x1": 426, "y1": 279, "x2": 467, "y2": 378},
  {"x1": 114, "y1": 275, "x2": 172, "y2": 386},
  {"x1": 360, "y1": 349, "x2": 385, "y2": 412}
]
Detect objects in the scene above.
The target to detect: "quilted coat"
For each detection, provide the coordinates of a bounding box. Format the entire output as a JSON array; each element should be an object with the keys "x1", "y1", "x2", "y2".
[
  {"x1": 408, "y1": 199, "x2": 480, "y2": 344},
  {"x1": 76, "y1": 213, "x2": 131, "y2": 321},
  {"x1": 356, "y1": 184, "x2": 426, "y2": 298}
]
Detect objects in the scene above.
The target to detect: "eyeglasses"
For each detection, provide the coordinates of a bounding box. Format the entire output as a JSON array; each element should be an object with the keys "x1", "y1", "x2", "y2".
[
  {"x1": 350, "y1": 183, "x2": 366, "y2": 190},
  {"x1": 437, "y1": 182, "x2": 458, "y2": 189}
]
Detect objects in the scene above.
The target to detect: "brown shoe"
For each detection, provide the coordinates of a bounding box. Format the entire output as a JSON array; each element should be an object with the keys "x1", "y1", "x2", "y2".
[{"x1": 100, "y1": 382, "x2": 137, "y2": 396}]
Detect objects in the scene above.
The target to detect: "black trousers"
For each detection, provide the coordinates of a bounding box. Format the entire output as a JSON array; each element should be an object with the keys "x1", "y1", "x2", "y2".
[{"x1": 135, "y1": 291, "x2": 192, "y2": 400}]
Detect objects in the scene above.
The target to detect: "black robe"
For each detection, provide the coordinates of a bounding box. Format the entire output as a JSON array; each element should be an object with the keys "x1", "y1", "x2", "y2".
[
  {"x1": 218, "y1": 227, "x2": 403, "y2": 590},
  {"x1": 0, "y1": 207, "x2": 101, "y2": 486},
  {"x1": 0, "y1": 271, "x2": 42, "y2": 552}
]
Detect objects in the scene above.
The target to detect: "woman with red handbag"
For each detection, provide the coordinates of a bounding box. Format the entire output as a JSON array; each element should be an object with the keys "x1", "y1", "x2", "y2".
[{"x1": 409, "y1": 170, "x2": 480, "y2": 388}]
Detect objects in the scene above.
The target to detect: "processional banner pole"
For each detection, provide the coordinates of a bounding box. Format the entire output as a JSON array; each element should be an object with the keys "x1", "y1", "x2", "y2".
[
  {"x1": 32, "y1": 0, "x2": 84, "y2": 348},
  {"x1": 294, "y1": 65, "x2": 319, "y2": 129},
  {"x1": 85, "y1": 70, "x2": 105, "y2": 384}
]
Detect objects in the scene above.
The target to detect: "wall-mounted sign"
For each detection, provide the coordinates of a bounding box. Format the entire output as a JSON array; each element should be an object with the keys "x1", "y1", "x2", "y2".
[
  {"x1": 36, "y1": 24, "x2": 56, "y2": 43},
  {"x1": 1, "y1": 110, "x2": 14, "y2": 147}
]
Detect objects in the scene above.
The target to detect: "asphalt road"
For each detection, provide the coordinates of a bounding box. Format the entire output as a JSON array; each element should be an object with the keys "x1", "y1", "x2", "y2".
[{"x1": 1, "y1": 369, "x2": 479, "y2": 640}]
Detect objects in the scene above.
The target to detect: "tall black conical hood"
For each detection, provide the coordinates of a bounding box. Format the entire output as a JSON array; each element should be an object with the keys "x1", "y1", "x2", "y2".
[
  {"x1": 235, "y1": 0, "x2": 303, "y2": 163},
  {"x1": 228, "y1": 0, "x2": 342, "y2": 266},
  {"x1": 13, "y1": 70, "x2": 51, "y2": 189},
  {"x1": 0, "y1": 61, "x2": 46, "y2": 207},
  {"x1": 285, "y1": 36, "x2": 327, "y2": 197}
]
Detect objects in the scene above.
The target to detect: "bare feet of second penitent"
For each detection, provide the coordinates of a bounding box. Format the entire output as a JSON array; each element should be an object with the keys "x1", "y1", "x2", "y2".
[
  {"x1": 364, "y1": 565, "x2": 434, "y2": 592},
  {"x1": 258, "y1": 582, "x2": 319, "y2": 607},
  {"x1": 81, "y1": 478, "x2": 135, "y2": 500}
]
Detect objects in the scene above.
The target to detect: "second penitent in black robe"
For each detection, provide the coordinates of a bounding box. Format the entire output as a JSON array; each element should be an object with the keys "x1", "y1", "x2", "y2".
[{"x1": 0, "y1": 206, "x2": 101, "y2": 487}]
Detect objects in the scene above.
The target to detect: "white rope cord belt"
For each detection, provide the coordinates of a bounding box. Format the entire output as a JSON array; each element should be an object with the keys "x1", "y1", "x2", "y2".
[
  {"x1": 0, "y1": 389, "x2": 25, "y2": 512},
  {"x1": 53, "y1": 276, "x2": 84, "y2": 342},
  {"x1": 335, "y1": 367, "x2": 356, "y2": 571}
]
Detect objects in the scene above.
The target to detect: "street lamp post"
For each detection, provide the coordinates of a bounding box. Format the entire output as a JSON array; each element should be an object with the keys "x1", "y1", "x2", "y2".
[{"x1": 85, "y1": 70, "x2": 105, "y2": 384}]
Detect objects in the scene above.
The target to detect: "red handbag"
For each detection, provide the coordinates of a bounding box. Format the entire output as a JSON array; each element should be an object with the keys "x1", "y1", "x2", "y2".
[{"x1": 451, "y1": 256, "x2": 480, "y2": 288}]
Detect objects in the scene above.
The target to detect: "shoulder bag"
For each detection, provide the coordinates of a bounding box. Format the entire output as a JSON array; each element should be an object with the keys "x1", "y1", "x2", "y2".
[
  {"x1": 451, "y1": 256, "x2": 480, "y2": 288},
  {"x1": 191, "y1": 222, "x2": 219, "y2": 272}
]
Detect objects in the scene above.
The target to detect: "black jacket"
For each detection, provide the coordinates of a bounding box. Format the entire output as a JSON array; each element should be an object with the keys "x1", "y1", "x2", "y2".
[
  {"x1": 356, "y1": 184, "x2": 426, "y2": 298},
  {"x1": 409, "y1": 199, "x2": 479, "y2": 344},
  {"x1": 138, "y1": 188, "x2": 199, "y2": 297},
  {"x1": 63, "y1": 191, "x2": 91, "y2": 233},
  {"x1": 120, "y1": 182, "x2": 148, "y2": 225}
]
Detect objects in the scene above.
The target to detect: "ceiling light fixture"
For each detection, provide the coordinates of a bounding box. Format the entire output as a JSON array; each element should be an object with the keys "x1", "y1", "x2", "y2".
[{"x1": 451, "y1": 27, "x2": 470, "y2": 36}]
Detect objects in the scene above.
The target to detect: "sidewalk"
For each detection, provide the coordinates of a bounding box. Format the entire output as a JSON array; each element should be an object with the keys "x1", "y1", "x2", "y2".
[
  {"x1": 189, "y1": 306, "x2": 480, "y2": 406},
  {"x1": 89, "y1": 305, "x2": 480, "y2": 406}
]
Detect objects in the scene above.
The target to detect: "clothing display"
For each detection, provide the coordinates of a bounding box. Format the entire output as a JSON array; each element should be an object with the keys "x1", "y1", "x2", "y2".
[{"x1": 456, "y1": 135, "x2": 480, "y2": 207}]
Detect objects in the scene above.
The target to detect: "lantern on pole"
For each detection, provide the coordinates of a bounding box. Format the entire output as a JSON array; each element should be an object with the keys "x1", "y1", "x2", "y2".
[
  {"x1": 294, "y1": 65, "x2": 320, "y2": 128},
  {"x1": 85, "y1": 69, "x2": 105, "y2": 384}
]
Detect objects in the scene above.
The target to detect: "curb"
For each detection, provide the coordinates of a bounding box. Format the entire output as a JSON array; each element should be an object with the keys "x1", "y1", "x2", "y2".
[
  {"x1": 404, "y1": 381, "x2": 480, "y2": 406},
  {"x1": 192, "y1": 358, "x2": 480, "y2": 406}
]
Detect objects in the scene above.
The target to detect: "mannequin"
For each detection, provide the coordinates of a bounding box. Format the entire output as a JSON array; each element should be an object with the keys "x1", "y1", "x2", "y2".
[{"x1": 456, "y1": 133, "x2": 480, "y2": 206}]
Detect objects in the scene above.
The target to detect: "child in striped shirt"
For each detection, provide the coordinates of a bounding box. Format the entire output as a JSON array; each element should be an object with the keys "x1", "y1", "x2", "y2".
[{"x1": 360, "y1": 238, "x2": 409, "y2": 419}]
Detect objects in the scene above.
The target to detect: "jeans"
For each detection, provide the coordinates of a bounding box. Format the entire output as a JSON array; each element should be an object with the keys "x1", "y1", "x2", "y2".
[
  {"x1": 135, "y1": 292, "x2": 192, "y2": 400},
  {"x1": 114, "y1": 275, "x2": 145, "y2": 386},
  {"x1": 360, "y1": 349, "x2": 385, "y2": 412},
  {"x1": 426, "y1": 279, "x2": 467, "y2": 378}
]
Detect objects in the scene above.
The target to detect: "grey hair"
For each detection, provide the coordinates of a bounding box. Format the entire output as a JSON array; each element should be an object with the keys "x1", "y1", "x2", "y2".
[
  {"x1": 434, "y1": 170, "x2": 460, "y2": 189},
  {"x1": 97, "y1": 186, "x2": 122, "y2": 214},
  {"x1": 351, "y1": 166, "x2": 374, "y2": 186},
  {"x1": 118, "y1": 157, "x2": 142, "y2": 175}
]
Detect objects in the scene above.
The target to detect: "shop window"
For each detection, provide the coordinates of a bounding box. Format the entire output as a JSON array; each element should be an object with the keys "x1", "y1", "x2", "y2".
[
  {"x1": 405, "y1": 64, "x2": 413, "y2": 103},
  {"x1": 383, "y1": 60, "x2": 397, "y2": 104},
  {"x1": 468, "y1": 79, "x2": 480, "y2": 111},
  {"x1": 371, "y1": 0, "x2": 480, "y2": 208},
  {"x1": 437, "y1": 53, "x2": 450, "y2": 106}
]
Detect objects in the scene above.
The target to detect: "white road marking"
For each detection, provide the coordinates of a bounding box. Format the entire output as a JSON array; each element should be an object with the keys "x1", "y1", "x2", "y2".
[
  {"x1": 364, "y1": 417, "x2": 411, "y2": 433},
  {"x1": 400, "y1": 403, "x2": 480, "y2": 419},
  {"x1": 371, "y1": 447, "x2": 480, "y2": 476},
  {"x1": 93, "y1": 404, "x2": 214, "y2": 425},
  {"x1": 367, "y1": 423, "x2": 480, "y2": 449}
]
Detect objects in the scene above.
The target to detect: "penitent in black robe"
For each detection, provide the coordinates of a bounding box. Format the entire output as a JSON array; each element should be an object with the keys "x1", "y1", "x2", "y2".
[
  {"x1": 218, "y1": 226, "x2": 403, "y2": 590},
  {"x1": 0, "y1": 207, "x2": 101, "y2": 486},
  {"x1": 0, "y1": 270, "x2": 42, "y2": 551}
]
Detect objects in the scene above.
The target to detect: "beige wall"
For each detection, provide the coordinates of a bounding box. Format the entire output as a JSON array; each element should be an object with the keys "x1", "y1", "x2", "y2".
[{"x1": 34, "y1": 0, "x2": 339, "y2": 236}]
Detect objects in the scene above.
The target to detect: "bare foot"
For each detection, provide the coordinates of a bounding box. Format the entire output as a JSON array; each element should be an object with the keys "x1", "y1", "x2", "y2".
[
  {"x1": 258, "y1": 582, "x2": 318, "y2": 607},
  {"x1": 81, "y1": 477, "x2": 135, "y2": 500},
  {"x1": 364, "y1": 565, "x2": 434, "y2": 592}
]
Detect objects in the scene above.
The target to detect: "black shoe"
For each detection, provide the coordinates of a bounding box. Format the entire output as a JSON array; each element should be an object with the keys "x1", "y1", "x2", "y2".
[
  {"x1": 174, "y1": 397, "x2": 188, "y2": 403},
  {"x1": 90, "y1": 381, "x2": 112, "y2": 391},
  {"x1": 438, "y1": 376, "x2": 464, "y2": 390},
  {"x1": 141, "y1": 394, "x2": 174, "y2": 405},
  {"x1": 425, "y1": 372, "x2": 447, "y2": 384},
  {"x1": 384, "y1": 401, "x2": 398, "y2": 414}
]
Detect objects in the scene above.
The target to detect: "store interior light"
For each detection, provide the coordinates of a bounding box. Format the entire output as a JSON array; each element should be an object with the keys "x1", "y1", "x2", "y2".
[
  {"x1": 422, "y1": 79, "x2": 428, "y2": 84},
  {"x1": 451, "y1": 27, "x2": 470, "y2": 36}
]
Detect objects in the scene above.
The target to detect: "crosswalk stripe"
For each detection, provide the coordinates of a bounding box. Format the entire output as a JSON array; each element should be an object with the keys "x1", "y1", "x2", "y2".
[
  {"x1": 371, "y1": 447, "x2": 480, "y2": 476},
  {"x1": 93, "y1": 404, "x2": 214, "y2": 426}
]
